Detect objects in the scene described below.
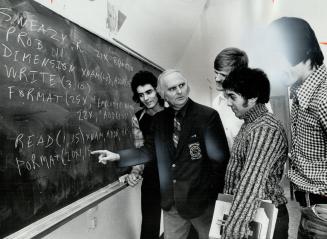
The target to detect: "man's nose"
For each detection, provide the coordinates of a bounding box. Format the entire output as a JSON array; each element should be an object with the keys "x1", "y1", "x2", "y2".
[
  {"x1": 176, "y1": 87, "x2": 182, "y2": 94},
  {"x1": 144, "y1": 94, "x2": 149, "y2": 100}
]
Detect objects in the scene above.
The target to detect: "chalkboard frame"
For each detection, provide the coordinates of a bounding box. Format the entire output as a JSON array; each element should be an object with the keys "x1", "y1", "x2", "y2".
[
  {"x1": 0, "y1": 0, "x2": 164, "y2": 237},
  {"x1": 5, "y1": 181, "x2": 128, "y2": 239}
]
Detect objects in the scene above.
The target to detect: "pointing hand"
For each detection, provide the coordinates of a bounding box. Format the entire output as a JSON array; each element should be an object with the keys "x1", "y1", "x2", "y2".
[{"x1": 91, "y1": 150, "x2": 120, "y2": 164}]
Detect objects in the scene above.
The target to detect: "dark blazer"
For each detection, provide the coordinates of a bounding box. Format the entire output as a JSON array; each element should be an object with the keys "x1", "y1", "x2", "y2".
[{"x1": 118, "y1": 99, "x2": 229, "y2": 219}]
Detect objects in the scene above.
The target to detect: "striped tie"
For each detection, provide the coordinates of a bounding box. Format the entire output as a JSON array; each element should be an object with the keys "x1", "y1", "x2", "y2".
[{"x1": 173, "y1": 113, "x2": 181, "y2": 148}]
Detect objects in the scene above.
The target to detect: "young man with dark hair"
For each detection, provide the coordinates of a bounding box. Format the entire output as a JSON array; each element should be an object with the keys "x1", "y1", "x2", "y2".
[
  {"x1": 130, "y1": 71, "x2": 165, "y2": 108},
  {"x1": 222, "y1": 67, "x2": 289, "y2": 239},
  {"x1": 128, "y1": 70, "x2": 164, "y2": 239},
  {"x1": 269, "y1": 17, "x2": 327, "y2": 238}
]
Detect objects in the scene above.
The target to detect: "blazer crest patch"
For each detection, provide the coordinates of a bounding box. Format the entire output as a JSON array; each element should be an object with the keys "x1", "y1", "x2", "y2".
[{"x1": 188, "y1": 142, "x2": 202, "y2": 160}]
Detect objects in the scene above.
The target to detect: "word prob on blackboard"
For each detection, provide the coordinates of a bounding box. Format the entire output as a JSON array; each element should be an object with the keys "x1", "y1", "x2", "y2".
[{"x1": 0, "y1": 0, "x2": 161, "y2": 237}]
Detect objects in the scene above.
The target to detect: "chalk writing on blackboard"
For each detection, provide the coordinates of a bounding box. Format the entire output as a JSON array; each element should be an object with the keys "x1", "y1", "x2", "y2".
[{"x1": 0, "y1": 0, "x2": 160, "y2": 237}]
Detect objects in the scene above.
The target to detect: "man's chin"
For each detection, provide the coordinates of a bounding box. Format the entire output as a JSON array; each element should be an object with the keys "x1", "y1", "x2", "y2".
[
  {"x1": 216, "y1": 84, "x2": 223, "y2": 91},
  {"x1": 146, "y1": 104, "x2": 155, "y2": 109},
  {"x1": 178, "y1": 98, "x2": 188, "y2": 104},
  {"x1": 172, "y1": 100, "x2": 187, "y2": 110}
]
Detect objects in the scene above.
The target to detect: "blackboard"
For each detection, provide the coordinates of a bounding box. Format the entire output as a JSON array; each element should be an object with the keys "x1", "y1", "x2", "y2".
[{"x1": 0, "y1": 0, "x2": 161, "y2": 237}]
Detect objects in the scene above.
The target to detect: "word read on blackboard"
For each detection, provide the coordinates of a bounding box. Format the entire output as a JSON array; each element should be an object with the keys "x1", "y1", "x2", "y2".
[{"x1": 0, "y1": 0, "x2": 160, "y2": 237}]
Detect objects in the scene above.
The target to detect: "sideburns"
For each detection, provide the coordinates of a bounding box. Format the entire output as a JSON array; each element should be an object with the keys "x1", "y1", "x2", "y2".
[{"x1": 242, "y1": 99, "x2": 249, "y2": 107}]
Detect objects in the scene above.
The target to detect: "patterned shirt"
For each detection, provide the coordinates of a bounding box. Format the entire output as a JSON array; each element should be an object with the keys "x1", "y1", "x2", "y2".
[
  {"x1": 131, "y1": 110, "x2": 145, "y2": 148},
  {"x1": 288, "y1": 64, "x2": 327, "y2": 195},
  {"x1": 130, "y1": 110, "x2": 146, "y2": 174},
  {"x1": 223, "y1": 104, "x2": 288, "y2": 239}
]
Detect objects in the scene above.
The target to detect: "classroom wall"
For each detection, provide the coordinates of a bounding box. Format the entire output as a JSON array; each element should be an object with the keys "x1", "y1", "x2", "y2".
[
  {"x1": 42, "y1": 184, "x2": 142, "y2": 239},
  {"x1": 177, "y1": 0, "x2": 327, "y2": 103}
]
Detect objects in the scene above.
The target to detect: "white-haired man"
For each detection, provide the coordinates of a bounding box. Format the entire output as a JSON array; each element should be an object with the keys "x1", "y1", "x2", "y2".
[{"x1": 92, "y1": 69, "x2": 229, "y2": 239}]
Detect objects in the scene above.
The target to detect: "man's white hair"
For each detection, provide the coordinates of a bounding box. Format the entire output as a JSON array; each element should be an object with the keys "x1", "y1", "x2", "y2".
[{"x1": 157, "y1": 69, "x2": 187, "y2": 98}]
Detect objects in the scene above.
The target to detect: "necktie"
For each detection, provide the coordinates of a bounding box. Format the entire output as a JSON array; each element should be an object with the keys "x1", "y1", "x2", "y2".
[{"x1": 173, "y1": 113, "x2": 181, "y2": 148}]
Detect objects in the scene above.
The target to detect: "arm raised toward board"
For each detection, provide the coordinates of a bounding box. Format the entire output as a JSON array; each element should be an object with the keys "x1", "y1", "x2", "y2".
[{"x1": 91, "y1": 150, "x2": 120, "y2": 164}]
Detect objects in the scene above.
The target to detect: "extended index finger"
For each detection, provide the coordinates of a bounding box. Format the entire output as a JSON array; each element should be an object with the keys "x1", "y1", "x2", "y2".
[{"x1": 91, "y1": 150, "x2": 106, "y2": 155}]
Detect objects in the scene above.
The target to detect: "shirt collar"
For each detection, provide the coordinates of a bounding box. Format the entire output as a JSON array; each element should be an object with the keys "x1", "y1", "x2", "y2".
[
  {"x1": 295, "y1": 64, "x2": 326, "y2": 109},
  {"x1": 243, "y1": 104, "x2": 268, "y2": 124}
]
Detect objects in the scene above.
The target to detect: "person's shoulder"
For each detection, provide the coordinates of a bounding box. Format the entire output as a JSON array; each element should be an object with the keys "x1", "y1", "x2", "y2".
[
  {"x1": 251, "y1": 113, "x2": 286, "y2": 136},
  {"x1": 135, "y1": 108, "x2": 144, "y2": 117},
  {"x1": 310, "y1": 78, "x2": 327, "y2": 114},
  {"x1": 255, "y1": 112, "x2": 278, "y2": 125},
  {"x1": 317, "y1": 77, "x2": 327, "y2": 102},
  {"x1": 152, "y1": 107, "x2": 170, "y2": 119},
  {"x1": 191, "y1": 100, "x2": 217, "y2": 115}
]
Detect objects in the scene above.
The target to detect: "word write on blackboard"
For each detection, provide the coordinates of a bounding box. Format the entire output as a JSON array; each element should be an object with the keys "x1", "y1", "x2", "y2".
[{"x1": 0, "y1": 0, "x2": 160, "y2": 237}]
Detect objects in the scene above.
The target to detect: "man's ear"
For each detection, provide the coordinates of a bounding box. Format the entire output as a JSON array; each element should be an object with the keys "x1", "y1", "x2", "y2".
[{"x1": 248, "y1": 97, "x2": 257, "y2": 107}]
